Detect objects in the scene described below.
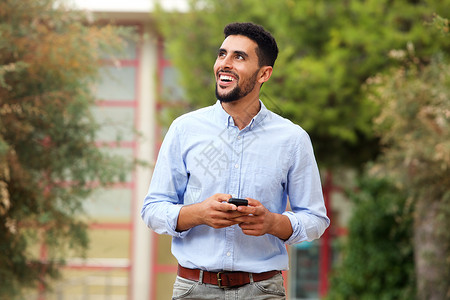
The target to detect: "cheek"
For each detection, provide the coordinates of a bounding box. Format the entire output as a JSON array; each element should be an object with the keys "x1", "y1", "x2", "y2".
[{"x1": 213, "y1": 60, "x2": 220, "y2": 74}]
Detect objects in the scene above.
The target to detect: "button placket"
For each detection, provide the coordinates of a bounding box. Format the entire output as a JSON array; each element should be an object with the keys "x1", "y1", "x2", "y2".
[{"x1": 224, "y1": 127, "x2": 240, "y2": 270}]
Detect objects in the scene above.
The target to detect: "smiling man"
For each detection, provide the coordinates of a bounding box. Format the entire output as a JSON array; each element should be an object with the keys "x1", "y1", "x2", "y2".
[
  {"x1": 215, "y1": 35, "x2": 262, "y2": 103},
  {"x1": 141, "y1": 22, "x2": 330, "y2": 300}
]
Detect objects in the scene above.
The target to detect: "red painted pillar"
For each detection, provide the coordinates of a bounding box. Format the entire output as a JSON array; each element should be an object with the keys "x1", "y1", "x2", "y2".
[
  {"x1": 38, "y1": 241, "x2": 48, "y2": 300},
  {"x1": 319, "y1": 170, "x2": 332, "y2": 297}
]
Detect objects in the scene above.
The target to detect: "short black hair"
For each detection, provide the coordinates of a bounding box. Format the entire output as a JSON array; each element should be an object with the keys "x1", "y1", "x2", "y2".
[{"x1": 224, "y1": 22, "x2": 278, "y2": 67}]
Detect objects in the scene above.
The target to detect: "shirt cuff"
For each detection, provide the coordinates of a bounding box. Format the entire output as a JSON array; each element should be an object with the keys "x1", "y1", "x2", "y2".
[
  {"x1": 166, "y1": 204, "x2": 191, "y2": 238},
  {"x1": 282, "y1": 211, "x2": 307, "y2": 245}
]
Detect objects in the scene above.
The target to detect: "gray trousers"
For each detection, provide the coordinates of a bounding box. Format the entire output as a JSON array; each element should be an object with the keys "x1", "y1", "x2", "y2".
[{"x1": 172, "y1": 272, "x2": 286, "y2": 300}]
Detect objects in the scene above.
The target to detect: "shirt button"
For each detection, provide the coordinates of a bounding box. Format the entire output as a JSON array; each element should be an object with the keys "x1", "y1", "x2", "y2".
[
  {"x1": 234, "y1": 164, "x2": 239, "y2": 169},
  {"x1": 226, "y1": 252, "x2": 231, "y2": 257},
  {"x1": 237, "y1": 136, "x2": 241, "y2": 140}
]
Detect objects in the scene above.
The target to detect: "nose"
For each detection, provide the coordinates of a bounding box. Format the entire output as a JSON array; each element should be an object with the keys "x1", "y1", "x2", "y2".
[{"x1": 217, "y1": 54, "x2": 233, "y2": 70}]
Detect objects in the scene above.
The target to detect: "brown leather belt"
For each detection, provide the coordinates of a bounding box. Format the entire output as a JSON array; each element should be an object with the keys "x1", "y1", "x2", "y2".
[{"x1": 177, "y1": 264, "x2": 280, "y2": 288}]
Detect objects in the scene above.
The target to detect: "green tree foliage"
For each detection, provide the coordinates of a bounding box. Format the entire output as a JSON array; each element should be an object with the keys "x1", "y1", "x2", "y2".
[
  {"x1": 0, "y1": 0, "x2": 128, "y2": 297},
  {"x1": 327, "y1": 175, "x2": 415, "y2": 300},
  {"x1": 328, "y1": 16, "x2": 449, "y2": 300},
  {"x1": 369, "y1": 43, "x2": 450, "y2": 298},
  {"x1": 155, "y1": 0, "x2": 449, "y2": 168}
]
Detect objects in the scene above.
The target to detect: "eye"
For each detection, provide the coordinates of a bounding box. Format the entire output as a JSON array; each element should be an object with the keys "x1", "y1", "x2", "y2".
[
  {"x1": 236, "y1": 54, "x2": 244, "y2": 60},
  {"x1": 218, "y1": 51, "x2": 226, "y2": 58}
]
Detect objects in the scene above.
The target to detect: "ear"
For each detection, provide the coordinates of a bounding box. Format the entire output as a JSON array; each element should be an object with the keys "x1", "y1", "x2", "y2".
[{"x1": 258, "y1": 66, "x2": 273, "y2": 84}]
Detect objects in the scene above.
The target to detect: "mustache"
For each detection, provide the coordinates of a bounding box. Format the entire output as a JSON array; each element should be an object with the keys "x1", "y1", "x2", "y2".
[{"x1": 216, "y1": 69, "x2": 239, "y2": 80}]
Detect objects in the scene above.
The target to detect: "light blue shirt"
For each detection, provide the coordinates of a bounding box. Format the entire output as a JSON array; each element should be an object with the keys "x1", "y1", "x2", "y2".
[{"x1": 141, "y1": 100, "x2": 330, "y2": 273}]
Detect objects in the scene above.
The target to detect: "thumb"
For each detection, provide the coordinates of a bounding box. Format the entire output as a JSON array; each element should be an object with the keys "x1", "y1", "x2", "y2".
[{"x1": 214, "y1": 193, "x2": 232, "y2": 202}]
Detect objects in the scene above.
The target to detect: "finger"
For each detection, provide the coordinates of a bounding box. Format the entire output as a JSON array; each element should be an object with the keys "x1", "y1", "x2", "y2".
[
  {"x1": 239, "y1": 226, "x2": 263, "y2": 236},
  {"x1": 214, "y1": 193, "x2": 233, "y2": 202},
  {"x1": 245, "y1": 197, "x2": 260, "y2": 206},
  {"x1": 227, "y1": 210, "x2": 249, "y2": 218},
  {"x1": 218, "y1": 202, "x2": 238, "y2": 211},
  {"x1": 211, "y1": 194, "x2": 236, "y2": 211},
  {"x1": 212, "y1": 220, "x2": 240, "y2": 229},
  {"x1": 236, "y1": 205, "x2": 256, "y2": 214},
  {"x1": 242, "y1": 230, "x2": 262, "y2": 236},
  {"x1": 229, "y1": 216, "x2": 246, "y2": 223}
]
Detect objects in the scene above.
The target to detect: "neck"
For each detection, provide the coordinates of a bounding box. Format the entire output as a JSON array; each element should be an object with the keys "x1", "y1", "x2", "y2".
[{"x1": 221, "y1": 94, "x2": 261, "y2": 130}]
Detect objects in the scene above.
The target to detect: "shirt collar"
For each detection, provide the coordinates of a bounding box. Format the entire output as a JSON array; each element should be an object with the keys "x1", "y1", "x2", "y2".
[{"x1": 214, "y1": 100, "x2": 269, "y2": 130}]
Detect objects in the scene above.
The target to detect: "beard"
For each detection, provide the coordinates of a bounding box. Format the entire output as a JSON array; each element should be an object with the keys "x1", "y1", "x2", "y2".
[{"x1": 215, "y1": 69, "x2": 259, "y2": 103}]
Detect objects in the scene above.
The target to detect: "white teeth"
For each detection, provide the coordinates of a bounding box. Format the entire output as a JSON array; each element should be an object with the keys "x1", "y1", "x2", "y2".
[{"x1": 220, "y1": 75, "x2": 234, "y2": 82}]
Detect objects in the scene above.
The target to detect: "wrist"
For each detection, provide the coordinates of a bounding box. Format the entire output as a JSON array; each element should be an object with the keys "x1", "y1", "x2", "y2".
[
  {"x1": 268, "y1": 213, "x2": 293, "y2": 241},
  {"x1": 176, "y1": 203, "x2": 202, "y2": 231}
]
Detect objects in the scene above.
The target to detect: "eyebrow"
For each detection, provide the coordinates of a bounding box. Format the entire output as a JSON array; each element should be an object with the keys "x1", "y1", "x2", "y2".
[{"x1": 218, "y1": 48, "x2": 249, "y2": 59}]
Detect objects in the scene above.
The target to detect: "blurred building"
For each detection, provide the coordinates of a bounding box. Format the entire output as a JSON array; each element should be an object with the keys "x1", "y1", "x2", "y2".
[{"x1": 34, "y1": 1, "x2": 347, "y2": 299}]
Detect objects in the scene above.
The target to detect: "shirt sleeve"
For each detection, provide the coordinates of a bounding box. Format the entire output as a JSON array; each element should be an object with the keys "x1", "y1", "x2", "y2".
[
  {"x1": 141, "y1": 120, "x2": 191, "y2": 238},
  {"x1": 283, "y1": 130, "x2": 330, "y2": 245}
]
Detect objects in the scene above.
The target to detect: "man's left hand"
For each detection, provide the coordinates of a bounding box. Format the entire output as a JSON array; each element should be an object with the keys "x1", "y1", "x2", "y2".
[{"x1": 232, "y1": 198, "x2": 293, "y2": 240}]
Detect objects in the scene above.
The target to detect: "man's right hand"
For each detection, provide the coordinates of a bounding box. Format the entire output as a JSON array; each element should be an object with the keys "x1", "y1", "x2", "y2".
[{"x1": 176, "y1": 193, "x2": 248, "y2": 231}]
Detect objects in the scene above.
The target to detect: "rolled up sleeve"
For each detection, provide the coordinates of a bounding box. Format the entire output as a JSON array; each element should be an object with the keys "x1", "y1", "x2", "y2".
[
  {"x1": 283, "y1": 131, "x2": 330, "y2": 245},
  {"x1": 141, "y1": 120, "x2": 191, "y2": 238}
]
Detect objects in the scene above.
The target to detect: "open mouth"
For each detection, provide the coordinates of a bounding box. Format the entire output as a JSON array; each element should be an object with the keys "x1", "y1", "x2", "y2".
[
  {"x1": 220, "y1": 74, "x2": 235, "y2": 82},
  {"x1": 217, "y1": 72, "x2": 238, "y2": 87}
]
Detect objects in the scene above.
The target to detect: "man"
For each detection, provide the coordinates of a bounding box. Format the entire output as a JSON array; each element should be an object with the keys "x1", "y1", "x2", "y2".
[{"x1": 141, "y1": 22, "x2": 330, "y2": 299}]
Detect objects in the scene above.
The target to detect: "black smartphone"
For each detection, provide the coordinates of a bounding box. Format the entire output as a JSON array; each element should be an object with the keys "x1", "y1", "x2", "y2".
[{"x1": 228, "y1": 198, "x2": 248, "y2": 206}]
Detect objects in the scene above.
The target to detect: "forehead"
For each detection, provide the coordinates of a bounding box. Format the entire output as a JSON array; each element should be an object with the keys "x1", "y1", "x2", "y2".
[{"x1": 219, "y1": 35, "x2": 258, "y2": 56}]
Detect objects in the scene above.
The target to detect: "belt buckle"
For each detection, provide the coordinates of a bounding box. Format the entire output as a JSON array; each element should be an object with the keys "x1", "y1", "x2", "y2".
[{"x1": 217, "y1": 272, "x2": 224, "y2": 288}]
